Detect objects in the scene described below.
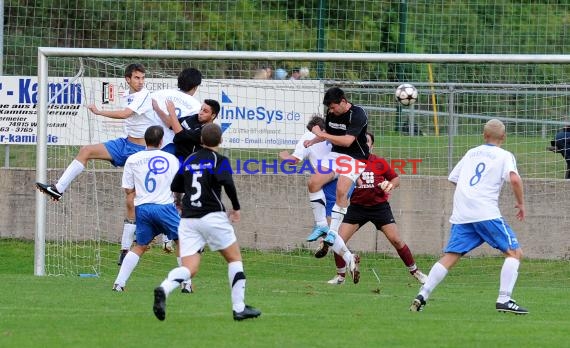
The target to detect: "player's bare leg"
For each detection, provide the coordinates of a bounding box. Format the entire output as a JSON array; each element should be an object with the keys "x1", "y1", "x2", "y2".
[
  {"x1": 36, "y1": 143, "x2": 112, "y2": 201},
  {"x1": 381, "y1": 223, "x2": 427, "y2": 284}
]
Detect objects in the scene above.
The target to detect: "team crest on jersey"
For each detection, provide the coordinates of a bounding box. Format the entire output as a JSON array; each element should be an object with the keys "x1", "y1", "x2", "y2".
[{"x1": 361, "y1": 171, "x2": 374, "y2": 184}]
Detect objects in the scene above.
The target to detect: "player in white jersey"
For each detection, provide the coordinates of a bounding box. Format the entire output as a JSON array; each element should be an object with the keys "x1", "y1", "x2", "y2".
[
  {"x1": 410, "y1": 119, "x2": 528, "y2": 315},
  {"x1": 151, "y1": 68, "x2": 202, "y2": 255},
  {"x1": 279, "y1": 119, "x2": 336, "y2": 227},
  {"x1": 285, "y1": 119, "x2": 332, "y2": 169},
  {"x1": 36, "y1": 63, "x2": 159, "y2": 265},
  {"x1": 151, "y1": 67, "x2": 202, "y2": 155},
  {"x1": 279, "y1": 116, "x2": 337, "y2": 222},
  {"x1": 112, "y1": 125, "x2": 181, "y2": 291}
]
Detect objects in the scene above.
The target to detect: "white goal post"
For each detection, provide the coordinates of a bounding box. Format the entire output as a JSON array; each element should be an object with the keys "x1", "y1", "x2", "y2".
[{"x1": 35, "y1": 48, "x2": 570, "y2": 276}]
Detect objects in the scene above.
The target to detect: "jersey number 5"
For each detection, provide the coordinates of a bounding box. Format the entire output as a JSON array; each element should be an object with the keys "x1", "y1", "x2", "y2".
[{"x1": 189, "y1": 172, "x2": 203, "y2": 201}]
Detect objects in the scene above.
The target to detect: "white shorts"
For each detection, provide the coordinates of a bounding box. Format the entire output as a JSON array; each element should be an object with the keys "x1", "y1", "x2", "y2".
[
  {"x1": 320, "y1": 152, "x2": 367, "y2": 182},
  {"x1": 178, "y1": 212, "x2": 237, "y2": 257}
]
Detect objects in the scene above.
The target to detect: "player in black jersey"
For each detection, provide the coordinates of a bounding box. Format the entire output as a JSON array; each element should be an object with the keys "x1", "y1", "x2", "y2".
[
  {"x1": 172, "y1": 99, "x2": 220, "y2": 159},
  {"x1": 304, "y1": 87, "x2": 369, "y2": 254},
  {"x1": 153, "y1": 123, "x2": 261, "y2": 322},
  {"x1": 153, "y1": 97, "x2": 221, "y2": 292},
  {"x1": 154, "y1": 97, "x2": 221, "y2": 160}
]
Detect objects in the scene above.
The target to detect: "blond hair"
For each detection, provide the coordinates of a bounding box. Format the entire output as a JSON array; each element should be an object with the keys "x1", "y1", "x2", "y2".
[{"x1": 484, "y1": 119, "x2": 506, "y2": 141}]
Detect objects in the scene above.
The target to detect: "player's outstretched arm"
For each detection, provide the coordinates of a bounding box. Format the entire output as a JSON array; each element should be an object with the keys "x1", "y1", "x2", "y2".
[
  {"x1": 278, "y1": 150, "x2": 300, "y2": 164},
  {"x1": 87, "y1": 104, "x2": 133, "y2": 119},
  {"x1": 509, "y1": 171, "x2": 525, "y2": 221}
]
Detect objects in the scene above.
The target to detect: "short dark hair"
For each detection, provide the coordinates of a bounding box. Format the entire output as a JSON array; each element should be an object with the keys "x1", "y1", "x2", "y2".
[
  {"x1": 323, "y1": 86, "x2": 346, "y2": 106},
  {"x1": 366, "y1": 131, "x2": 375, "y2": 145},
  {"x1": 144, "y1": 125, "x2": 164, "y2": 147},
  {"x1": 201, "y1": 123, "x2": 222, "y2": 147},
  {"x1": 125, "y1": 63, "x2": 146, "y2": 78},
  {"x1": 178, "y1": 68, "x2": 202, "y2": 91},
  {"x1": 204, "y1": 99, "x2": 221, "y2": 119},
  {"x1": 306, "y1": 114, "x2": 325, "y2": 132}
]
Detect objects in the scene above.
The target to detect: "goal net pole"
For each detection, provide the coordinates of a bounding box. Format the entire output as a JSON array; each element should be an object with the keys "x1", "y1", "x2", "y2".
[{"x1": 35, "y1": 48, "x2": 570, "y2": 276}]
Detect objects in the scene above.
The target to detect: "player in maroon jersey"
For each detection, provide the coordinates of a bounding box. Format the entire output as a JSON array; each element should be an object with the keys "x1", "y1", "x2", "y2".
[{"x1": 316, "y1": 132, "x2": 427, "y2": 285}]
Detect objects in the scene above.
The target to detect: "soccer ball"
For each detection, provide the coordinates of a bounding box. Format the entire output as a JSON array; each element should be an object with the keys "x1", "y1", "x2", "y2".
[{"x1": 395, "y1": 83, "x2": 418, "y2": 106}]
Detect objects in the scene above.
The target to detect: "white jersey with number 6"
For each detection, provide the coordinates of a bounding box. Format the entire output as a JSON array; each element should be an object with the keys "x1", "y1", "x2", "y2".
[
  {"x1": 122, "y1": 149, "x2": 180, "y2": 206},
  {"x1": 448, "y1": 144, "x2": 519, "y2": 224}
]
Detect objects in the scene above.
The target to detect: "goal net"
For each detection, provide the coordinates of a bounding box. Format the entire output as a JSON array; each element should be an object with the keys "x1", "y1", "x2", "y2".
[{"x1": 35, "y1": 49, "x2": 570, "y2": 289}]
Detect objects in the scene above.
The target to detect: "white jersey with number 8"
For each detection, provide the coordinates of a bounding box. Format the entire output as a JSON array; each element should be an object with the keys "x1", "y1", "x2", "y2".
[{"x1": 448, "y1": 144, "x2": 519, "y2": 224}]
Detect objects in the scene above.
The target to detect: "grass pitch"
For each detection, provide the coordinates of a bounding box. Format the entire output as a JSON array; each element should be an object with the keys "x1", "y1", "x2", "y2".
[{"x1": 0, "y1": 240, "x2": 568, "y2": 348}]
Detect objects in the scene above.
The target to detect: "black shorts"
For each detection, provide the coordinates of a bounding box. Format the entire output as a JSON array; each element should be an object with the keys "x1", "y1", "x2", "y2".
[{"x1": 342, "y1": 202, "x2": 396, "y2": 230}]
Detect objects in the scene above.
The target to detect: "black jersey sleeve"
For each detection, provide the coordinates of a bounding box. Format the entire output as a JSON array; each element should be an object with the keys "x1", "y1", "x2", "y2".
[
  {"x1": 173, "y1": 128, "x2": 201, "y2": 146},
  {"x1": 215, "y1": 158, "x2": 241, "y2": 210},
  {"x1": 170, "y1": 172, "x2": 185, "y2": 193}
]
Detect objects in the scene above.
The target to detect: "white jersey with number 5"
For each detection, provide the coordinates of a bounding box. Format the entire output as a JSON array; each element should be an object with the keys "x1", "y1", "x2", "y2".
[
  {"x1": 448, "y1": 144, "x2": 518, "y2": 224},
  {"x1": 122, "y1": 149, "x2": 180, "y2": 206}
]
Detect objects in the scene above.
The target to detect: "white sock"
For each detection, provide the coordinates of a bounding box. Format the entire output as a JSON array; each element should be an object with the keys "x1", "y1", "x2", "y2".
[
  {"x1": 331, "y1": 232, "x2": 349, "y2": 256},
  {"x1": 497, "y1": 257, "x2": 520, "y2": 303},
  {"x1": 178, "y1": 258, "x2": 192, "y2": 289},
  {"x1": 228, "y1": 261, "x2": 246, "y2": 313},
  {"x1": 121, "y1": 221, "x2": 136, "y2": 250},
  {"x1": 114, "y1": 251, "x2": 139, "y2": 287},
  {"x1": 329, "y1": 204, "x2": 347, "y2": 233},
  {"x1": 162, "y1": 234, "x2": 171, "y2": 244},
  {"x1": 330, "y1": 234, "x2": 353, "y2": 266},
  {"x1": 160, "y1": 266, "x2": 191, "y2": 296},
  {"x1": 309, "y1": 190, "x2": 328, "y2": 226},
  {"x1": 419, "y1": 262, "x2": 448, "y2": 301},
  {"x1": 55, "y1": 159, "x2": 84, "y2": 193}
]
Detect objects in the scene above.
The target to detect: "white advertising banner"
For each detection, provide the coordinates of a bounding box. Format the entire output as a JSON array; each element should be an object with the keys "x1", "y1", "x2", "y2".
[{"x1": 0, "y1": 76, "x2": 323, "y2": 148}]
